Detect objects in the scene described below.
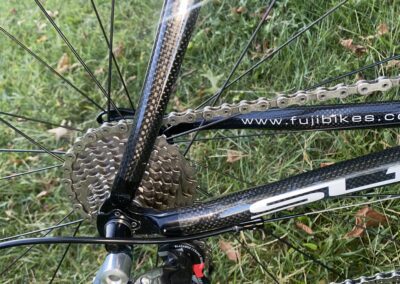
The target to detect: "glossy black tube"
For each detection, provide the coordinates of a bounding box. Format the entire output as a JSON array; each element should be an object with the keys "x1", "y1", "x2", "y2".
[
  {"x1": 108, "y1": 0, "x2": 200, "y2": 206},
  {"x1": 141, "y1": 145, "x2": 400, "y2": 236},
  {"x1": 165, "y1": 101, "x2": 400, "y2": 135}
]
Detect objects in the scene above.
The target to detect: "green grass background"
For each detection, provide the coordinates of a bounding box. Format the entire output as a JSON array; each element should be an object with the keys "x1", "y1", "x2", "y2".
[{"x1": 0, "y1": 0, "x2": 400, "y2": 283}]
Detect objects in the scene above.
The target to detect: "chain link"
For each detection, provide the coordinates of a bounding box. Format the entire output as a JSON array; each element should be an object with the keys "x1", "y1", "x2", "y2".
[
  {"x1": 163, "y1": 75, "x2": 400, "y2": 127},
  {"x1": 331, "y1": 270, "x2": 400, "y2": 284}
]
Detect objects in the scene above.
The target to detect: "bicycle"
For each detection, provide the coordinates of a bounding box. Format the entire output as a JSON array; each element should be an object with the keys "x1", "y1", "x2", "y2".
[{"x1": 1, "y1": 0, "x2": 400, "y2": 283}]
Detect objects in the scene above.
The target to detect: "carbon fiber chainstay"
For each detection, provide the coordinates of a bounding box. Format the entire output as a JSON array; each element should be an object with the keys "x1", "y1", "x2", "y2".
[{"x1": 138, "y1": 145, "x2": 400, "y2": 236}]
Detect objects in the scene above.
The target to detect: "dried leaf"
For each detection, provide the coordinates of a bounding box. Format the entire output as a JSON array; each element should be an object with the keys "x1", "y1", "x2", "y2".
[
  {"x1": 36, "y1": 35, "x2": 48, "y2": 43},
  {"x1": 385, "y1": 60, "x2": 400, "y2": 70},
  {"x1": 36, "y1": 190, "x2": 48, "y2": 199},
  {"x1": 340, "y1": 38, "x2": 367, "y2": 56},
  {"x1": 56, "y1": 53, "x2": 71, "y2": 74},
  {"x1": 47, "y1": 127, "x2": 71, "y2": 141},
  {"x1": 377, "y1": 23, "x2": 389, "y2": 36},
  {"x1": 345, "y1": 206, "x2": 388, "y2": 238},
  {"x1": 295, "y1": 222, "x2": 314, "y2": 235},
  {"x1": 320, "y1": 162, "x2": 334, "y2": 168},
  {"x1": 226, "y1": 150, "x2": 246, "y2": 163},
  {"x1": 113, "y1": 42, "x2": 125, "y2": 58},
  {"x1": 355, "y1": 73, "x2": 364, "y2": 81},
  {"x1": 10, "y1": 156, "x2": 23, "y2": 166},
  {"x1": 127, "y1": 75, "x2": 137, "y2": 83},
  {"x1": 232, "y1": 6, "x2": 247, "y2": 14},
  {"x1": 219, "y1": 240, "x2": 240, "y2": 262}
]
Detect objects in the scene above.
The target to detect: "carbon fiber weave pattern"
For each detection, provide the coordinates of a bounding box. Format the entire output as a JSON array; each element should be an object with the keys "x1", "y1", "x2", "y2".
[
  {"x1": 151, "y1": 146, "x2": 400, "y2": 235},
  {"x1": 110, "y1": 0, "x2": 200, "y2": 204}
]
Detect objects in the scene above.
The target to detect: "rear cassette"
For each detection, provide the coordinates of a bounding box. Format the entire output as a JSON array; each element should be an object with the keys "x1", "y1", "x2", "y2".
[{"x1": 62, "y1": 119, "x2": 197, "y2": 219}]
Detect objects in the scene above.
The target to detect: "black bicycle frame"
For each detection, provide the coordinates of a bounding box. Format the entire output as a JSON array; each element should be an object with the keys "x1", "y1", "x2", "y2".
[{"x1": 98, "y1": 0, "x2": 400, "y2": 239}]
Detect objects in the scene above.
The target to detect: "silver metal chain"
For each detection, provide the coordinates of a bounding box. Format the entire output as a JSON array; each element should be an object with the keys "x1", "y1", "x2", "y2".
[
  {"x1": 331, "y1": 270, "x2": 400, "y2": 284},
  {"x1": 163, "y1": 75, "x2": 400, "y2": 127}
]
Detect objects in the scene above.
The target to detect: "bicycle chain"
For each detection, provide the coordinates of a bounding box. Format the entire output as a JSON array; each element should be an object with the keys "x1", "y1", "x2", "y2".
[
  {"x1": 331, "y1": 270, "x2": 400, "y2": 284},
  {"x1": 163, "y1": 75, "x2": 400, "y2": 127}
]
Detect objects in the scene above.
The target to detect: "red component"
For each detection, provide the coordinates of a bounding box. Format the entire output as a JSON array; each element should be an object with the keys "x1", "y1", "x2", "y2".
[{"x1": 192, "y1": 263, "x2": 205, "y2": 278}]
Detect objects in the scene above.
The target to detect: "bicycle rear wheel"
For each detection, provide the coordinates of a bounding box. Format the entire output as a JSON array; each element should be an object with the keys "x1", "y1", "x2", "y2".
[{"x1": 1, "y1": 0, "x2": 400, "y2": 283}]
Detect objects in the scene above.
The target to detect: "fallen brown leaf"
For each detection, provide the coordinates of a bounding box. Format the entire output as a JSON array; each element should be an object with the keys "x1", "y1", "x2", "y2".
[
  {"x1": 113, "y1": 43, "x2": 125, "y2": 58},
  {"x1": 320, "y1": 162, "x2": 334, "y2": 168},
  {"x1": 127, "y1": 75, "x2": 137, "y2": 83},
  {"x1": 345, "y1": 206, "x2": 388, "y2": 238},
  {"x1": 219, "y1": 240, "x2": 240, "y2": 262},
  {"x1": 36, "y1": 190, "x2": 49, "y2": 199},
  {"x1": 340, "y1": 38, "x2": 367, "y2": 56},
  {"x1": 56, "y1": 53, "x2": 71, "y2": 74},
  {"x1": 232, "y1": 6, "x2": 247, "y2": 15},
  {"x1": 377, "y1": 23, "x2": 389, "y2": 36},
  {"x1": 295, "y1": 221, "x2": 314, "y2": 235},
  {"x1": 386, "y1": 60, "x2": 400, "y2": 70},
  {"x1": 355, "y1": 73, "x2": 364, "y2": 81},
  {"x1": 226, "y1": 150, "x2": 246, "y2": 163}
]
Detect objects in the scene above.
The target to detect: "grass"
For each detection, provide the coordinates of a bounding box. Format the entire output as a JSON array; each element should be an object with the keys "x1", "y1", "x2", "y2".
[{"x1": 0, "y1": 0, "x2": 400, "y2": 283}]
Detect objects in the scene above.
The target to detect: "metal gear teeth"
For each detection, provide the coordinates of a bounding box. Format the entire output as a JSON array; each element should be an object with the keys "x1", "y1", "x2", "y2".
[{"x1": 63, "y1": 119, "x2": 197, "y2": 220}]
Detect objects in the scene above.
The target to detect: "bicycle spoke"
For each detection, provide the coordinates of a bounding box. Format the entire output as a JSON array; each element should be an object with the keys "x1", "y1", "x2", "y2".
[
  {"x1": 268, "y1": 230, "x2": 342, "y2": 277},
  {"x1": 182, "y1": 0, "x2": 277, "y2": 155},
  {"x1": 0, "y1": 111, "x2": 82, "y2": 132},
  {"x1": 107, "y1": 0, "x2": 116, "y2": 120},
  {"x1": 174, "y1": 130, "x2": 304, "y2": 143},
  {"x1": 0, "y1": 149, "x2": 65, "y2": 155},
  {"x1": 0, "y1": 26, "x2": 103, "y2": 110},
  {"x1": 90, "y1": 0, "x2": 134, "y2": 110},
  {"x1": 34, "y1": 0, "x2": 122, "y2": 117},
  {"x1": 0, "y1": 164, "x2": 62, "y2": 181},
  {"x1": 306, "y1": 54, "x2": 400, "y2": 91},
  {"x1": 197, "y1": 0, "x2": 349, "y2": 109},
  {"x1": 49, "y1": 221, "x2": 82, "y2": 284},
  {"x1": 234, "y1": 235, "x2": 279, "y2": 283},
  {"x1": 0, "y1": 211, "x2": 74, "y2": 277},
  {"x1": 212, "y1": 0, "x2": 277, "y2": 103},
  {"x1": 0, "y1": 219, "x2": 83, "y2": 242},
  {"x1": 187, "y1": 158, "x2": 253, "y2": 187},
  {"x1": 167, "y1": 114, "x2": 242, "y2": 140},
  {"x1": 0, "y1": 117, "x2": 64, "y2": 162}
]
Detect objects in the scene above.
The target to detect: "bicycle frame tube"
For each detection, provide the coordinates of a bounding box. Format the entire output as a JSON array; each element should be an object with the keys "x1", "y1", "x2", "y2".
[
  {"x1": 107, "y1": 0, "x2": 200, "y2": 206},
  {"x1": 118, "y1": 144, "x2": 400, "y2": 236},
  {"x1": 165, "y1": 101, "x2": 400, "y2": 135}
]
